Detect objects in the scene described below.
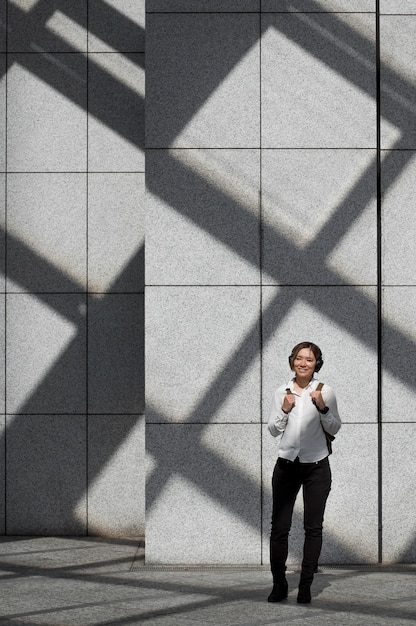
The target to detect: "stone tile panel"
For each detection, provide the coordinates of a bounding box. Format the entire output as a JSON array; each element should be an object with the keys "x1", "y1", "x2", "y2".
[
  {"x1": 146, "y1": 423, "x2": 261, "y2": 564},
  {"x1": 146, "y1": 149, "x2": 260, "y2": 285},
  {"x1": 146, "y1": 286, "x2": 261, "y2": 423},
  {"x1": 6, "y1": 415, "x2": 86, "y2": 535}
]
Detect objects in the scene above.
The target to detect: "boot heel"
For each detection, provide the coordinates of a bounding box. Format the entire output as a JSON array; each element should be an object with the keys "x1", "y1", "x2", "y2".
[
  {"x1": 297, "y1": 583, "x2": 311, "y2": 604},
  {"x1": 268, "y1": 579, "x2": 288, "y2": 602}
]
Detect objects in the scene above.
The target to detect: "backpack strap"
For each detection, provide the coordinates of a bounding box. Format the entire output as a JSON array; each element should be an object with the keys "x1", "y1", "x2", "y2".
[{"x1": 316, "y1": 381, "x2": 335, "y2": 454}]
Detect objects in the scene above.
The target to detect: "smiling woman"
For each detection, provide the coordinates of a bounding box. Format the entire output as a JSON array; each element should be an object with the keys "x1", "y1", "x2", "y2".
[{"x1": 267, "y1": 342, "x2": 342, "y2": 604}]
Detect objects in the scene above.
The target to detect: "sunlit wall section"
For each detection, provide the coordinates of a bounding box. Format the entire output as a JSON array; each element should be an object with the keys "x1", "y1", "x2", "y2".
[
  {"x1": 380, "y1": 2, "x2": 416, "y2": 563},
  {"x1": 0, "y1": 4, "x2": 5, "y2": 532},
  {"x1": 145, "y1": 0, "x2": 393, "y2": 565},
  {"x1": 146, "y1": 3, "x2": 262, "y2": 564},
  {"x1": 260, "y1": 5, "x2": 379, "y2": 565},
  {"x1": 3, "y1": 1, "x2": 145, "y2": 537}
]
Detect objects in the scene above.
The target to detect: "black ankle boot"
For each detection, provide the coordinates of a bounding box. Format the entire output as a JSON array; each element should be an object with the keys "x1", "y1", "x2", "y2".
[
  {"x1": 297, "y1": 582, "x2": 311, "y2": 604},
  {"x1": 268, "y1": 578, "x2": 288, "y2": 602}
]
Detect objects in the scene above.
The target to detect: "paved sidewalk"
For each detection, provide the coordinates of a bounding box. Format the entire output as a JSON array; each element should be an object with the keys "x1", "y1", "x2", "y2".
[{"x1": 0, "y1": 537, "x2": 414, "y2": 625}]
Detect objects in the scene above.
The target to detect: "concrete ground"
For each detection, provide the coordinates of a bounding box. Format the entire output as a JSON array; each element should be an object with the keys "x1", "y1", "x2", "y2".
[{"x1": 0, "y1": 537, "x2": 414, "y2": 625}]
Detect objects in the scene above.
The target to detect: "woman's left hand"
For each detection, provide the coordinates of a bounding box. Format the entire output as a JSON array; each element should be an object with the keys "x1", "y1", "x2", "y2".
[{"x1": 309, "y1": 390, "x2": 326, "y2": 411}]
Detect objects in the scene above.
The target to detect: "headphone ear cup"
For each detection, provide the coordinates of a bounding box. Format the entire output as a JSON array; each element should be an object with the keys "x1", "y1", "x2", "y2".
[
  {"x1": 288, "y1": 355, "x2": 293, "y2": 369},
  {"x1": 315, "y1": 358, "x2": 323, "y2": 372}
]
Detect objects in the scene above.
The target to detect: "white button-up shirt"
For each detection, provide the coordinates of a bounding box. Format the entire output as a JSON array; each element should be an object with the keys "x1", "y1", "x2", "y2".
[{"x1": 268, "y1": 377, "x2": 342, "y2": 463}]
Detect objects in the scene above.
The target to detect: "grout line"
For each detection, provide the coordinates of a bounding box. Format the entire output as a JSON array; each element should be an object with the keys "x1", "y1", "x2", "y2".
[
  {"x1": 4, "y1": 0, "x2": 8, "y2": 536},
  {"x1": 7, "y1": 51, "x2": 145, "y2": 55},
  {"x1": 258, "y1": 6, "x2": 265, "y2": 567},
  {"x1": 0, "y1": 291, "x2": 144, "y2": 295},
  {"x1": 376, "y1": 0, "x2": 383, "y2": 565},
  {"x1": 3, "y1": 171, "x2": 145, "y2": 174},
  {"x1": 144, "y1": 284, "x2": 380, "y2": 288},
  {"x1": 147, "y1": 12, "x2": 378, "y2": 15},
  {"x1": 146, "y1": 147, "x2": 380, "y2": 151},
  {"x1": 86, "y1": 0, "x2": 90, "y2": 537},
  {"x1": 0, "y1": 411, "x2": 145, "y2": 414}
]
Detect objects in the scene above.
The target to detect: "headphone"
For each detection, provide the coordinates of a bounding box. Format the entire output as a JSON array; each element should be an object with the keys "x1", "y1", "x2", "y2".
[{"x1": 288, "y1": 343, "x2": 323, "y2": 372}]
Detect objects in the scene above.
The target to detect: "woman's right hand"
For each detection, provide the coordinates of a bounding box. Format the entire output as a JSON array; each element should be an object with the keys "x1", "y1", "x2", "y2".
[{"x1": 282, "y1": 390, "x2": 295, "y2": 414}]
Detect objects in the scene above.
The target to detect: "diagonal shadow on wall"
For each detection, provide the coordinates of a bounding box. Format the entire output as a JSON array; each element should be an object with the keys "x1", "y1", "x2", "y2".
[
  {"x1": 1, "y1": 0, "x2": 414, "y2": 561},
  {"x1": 145, "y1": 3, "x2": 416, "y2": 563},
  {"x1": 1, "y1": 0, "x2": 145, "y2": 535}
]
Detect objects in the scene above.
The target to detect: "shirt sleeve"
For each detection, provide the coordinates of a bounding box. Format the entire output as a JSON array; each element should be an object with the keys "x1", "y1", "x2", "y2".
[
  {"x1": 267, "y1": 387, "x2": 289, "y2": 438},
  {"x1": 320, "y1": 385, "x2": 342, "y2": 436}
]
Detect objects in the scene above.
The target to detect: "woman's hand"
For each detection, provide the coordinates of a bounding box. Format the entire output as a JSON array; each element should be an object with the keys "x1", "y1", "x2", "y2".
[
  {"x1": 310, "y1": 390, "x2": 326, "y2": 411},
  {"x1": 282, "y1": 390, "x2": 295, "y2": 414}
]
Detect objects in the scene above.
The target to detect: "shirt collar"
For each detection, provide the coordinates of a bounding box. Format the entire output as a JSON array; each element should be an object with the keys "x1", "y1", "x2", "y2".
[{"x1": 287, "y1": 376, "x2": 318, "y2": 392}]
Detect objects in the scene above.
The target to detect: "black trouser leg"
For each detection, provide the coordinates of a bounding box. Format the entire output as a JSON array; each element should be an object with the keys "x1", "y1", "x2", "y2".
[
  {"x1": 297, "y1": 458, "x2": 332, "y2": 603},
  {"x1": 300, "y1": 458, "x2": 332, "y2": 583},
  {"x1": 270, "y1": 459, "x2": 302, "y2": 574}
]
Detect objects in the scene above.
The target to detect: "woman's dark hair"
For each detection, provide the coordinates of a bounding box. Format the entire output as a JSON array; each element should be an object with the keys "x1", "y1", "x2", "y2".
[{"x1": 288, "y1": 342, "x2": 323, "y2": 372}]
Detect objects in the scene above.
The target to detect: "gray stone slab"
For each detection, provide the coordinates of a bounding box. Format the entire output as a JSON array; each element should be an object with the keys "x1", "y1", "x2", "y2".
[
  {"x1": 0, "y1": 297, "x2": 4, "y2": 410},
  {"x1": 261, "y1": 286, "x2": 378, "y2": 424},
  {"x1": 146, "y1": 13, "x2": 260, "y2": 148},
  {"x1": 380, "y1": 17, "x2": 416, "y2": 148},
  {"x1": 381, "y1": 0, "x2": 416, "y2": 13},
  {"x1": 261, "y1": 13, "x2": 376, "y2": 148},
  {"x1": 7, "y1": 1, "x2": 87, "y2": 52},
  {"x1": 88, "y1": 173, "x2": 144, "y2": 293},
  {"x1": 6, "y1": 415, "x2": 86, "y2": 534},
  {"x1": 382, "y1": 287, "x2": 416, "y2": 421},
  {"x1": 146, "y1": 149, "x2": 260, "y2": 285},
  {"x1": 6, "y1": 293, "x2": 86, "y2": 414},
  {"x1": 146, "y1": 286, "x2": 261, "y2": 423},
  {"x1": 0, "y1": 543, "x2": 414, "y2": 626},
  {"x1": 87, "y1": 415, "x2": 145, "y2": 538},
  {"x1": 88, "y1": 0, "x2": 145, "y2": 52},
  {"x1": 88, "y1": 52, "x2": 144, "y2": 171},
  {"x1": 0, "y1": 4, "x2": 5, "y2": 52},
  {"x1": 262, "y1": 0, "x2": 375, "y2": 10},
  {"x1": 382, "y1": 152, "x2": 416, "y2": 284},
  {"x1": 147, "y1": 0, "x2": 260, "y2": 10},
  {"x1": 0, "y1": 416, "x2": 4, "y2": 533},
  {"x1": 382, "y1": 424, "x2": 416, "y2": 563},
  {"x1": 7, "y1": 54, "x2": 87, "y2": 172},
  {"x1": 146, "y1": 423, "x2": 261, "y2": 564},
  {"x1": 261, "y1": 149, "x2": 377, "y2": 285},
  {"x1": 88, "y1": 294, "x2": 144, "y2": 414},
  {"x1": 0, "y1": 175, "x2": 4, "y2": 292},
  {"x1": 7, "y1": 173, "x2": 86, "y2": 293},
  {"x1": 0, "y1": 55, "x2": 5, "y2": 171},
  {"x1": 0, "y1": 536, "x2": 138, "y2": 571},
  {"x1": 262, "y1": 423, "x2": 378, "y2": 565}
]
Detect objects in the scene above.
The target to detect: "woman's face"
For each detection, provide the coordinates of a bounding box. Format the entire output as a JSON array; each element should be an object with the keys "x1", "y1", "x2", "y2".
[{"x1": 292, "y1": 347, "x2": 316, "y2": 378}]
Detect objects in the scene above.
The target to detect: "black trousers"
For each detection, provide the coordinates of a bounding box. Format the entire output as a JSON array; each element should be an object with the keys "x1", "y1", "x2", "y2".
[{"x1": 270, "y1": 456, "x2": 332, "y2": 582}]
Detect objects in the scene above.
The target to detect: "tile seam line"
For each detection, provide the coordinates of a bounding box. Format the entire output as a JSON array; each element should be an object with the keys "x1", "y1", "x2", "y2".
[
  {"x1": 5, "y1": 171, "x2": 145, "y2": 174},
  {"x1": 147, "y1": 284, "x2": 411, "y2": 287},
  {"x1": 146, "y1": 148, "x2": 379, "y2": 151},
  {"x1": 376, "y1": 0, "x2": 383, "y2": 565},
  {"x1": 259, "y1": 7, "x2": 264, "y2": 566},
  {"x1": 147, "y1": 12, "x2": 376, "y2": 15},
  {"x1": 2, "y1": 292, "x2": 143, "y2": 295},
  {"x1": 146, "y1": 421, "x2": 380, "y2": 425},
  {"x1": 5, "y1": 413, "x2": 145, "y2": 417},
  {"x1": 4, "y1": 0, "x2": 8, "y2": 535},
  {"x1": 7, "y1": 51, "x2": 145, "y2": 54},
  {"x1": 86, "y1": 2, "x2": 89, "y2": 537}
]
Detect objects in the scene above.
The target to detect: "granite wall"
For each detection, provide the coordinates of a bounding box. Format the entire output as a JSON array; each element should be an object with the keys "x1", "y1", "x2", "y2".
[
  {"x1": 146, "y1": 0, "x2": 416, "y2": 564},
  {"x1": 0, "y1": 1, "x2": 145, "y2": 537},
  {"x1": 2, "y1": 0, "x2": 415, "y2": 564}
]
